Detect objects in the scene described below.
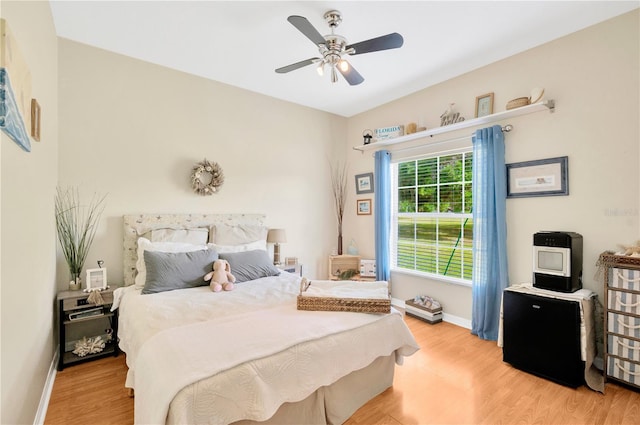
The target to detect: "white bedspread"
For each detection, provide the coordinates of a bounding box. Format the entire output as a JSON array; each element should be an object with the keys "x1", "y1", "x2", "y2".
[{"x1": 114, "y1": 273, "x2": 419, "y2": 424}]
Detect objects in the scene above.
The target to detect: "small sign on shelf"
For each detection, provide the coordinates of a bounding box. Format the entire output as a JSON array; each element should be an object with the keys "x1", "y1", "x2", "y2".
[{"x1": 374, "y1": 125, "x2": 404, "y2": 142}]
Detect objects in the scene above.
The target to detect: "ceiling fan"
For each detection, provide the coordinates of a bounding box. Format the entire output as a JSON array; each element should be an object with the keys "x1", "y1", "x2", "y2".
[{"x1": 275, "y1": 10, "x2": 404, "y2": 85}]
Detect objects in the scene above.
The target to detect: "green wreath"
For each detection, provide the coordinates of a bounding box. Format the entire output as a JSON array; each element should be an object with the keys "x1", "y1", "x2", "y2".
[{"x1": 191, "y1": 159, "x2": 224, "y2": 196}]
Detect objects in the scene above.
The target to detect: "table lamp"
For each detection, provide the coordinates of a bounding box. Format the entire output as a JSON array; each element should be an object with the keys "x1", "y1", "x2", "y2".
[{"x1": 267, "y1": 228, "x2": 287, "y2": 265}]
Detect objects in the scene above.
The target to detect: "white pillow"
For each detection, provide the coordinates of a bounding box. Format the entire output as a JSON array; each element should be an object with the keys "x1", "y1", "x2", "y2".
[
  {"x1": 211, "y1": 224, "x2": 268, "y2": 245},
  {"x1": 150, "y1": 228, "x2": 209, "y2": 245},
  {"x1": 134, "y1": 238, "x2": 208, "y2": 288},
  {"x1": 207, "y1": 239, "x2": 267, "y2": 254}
]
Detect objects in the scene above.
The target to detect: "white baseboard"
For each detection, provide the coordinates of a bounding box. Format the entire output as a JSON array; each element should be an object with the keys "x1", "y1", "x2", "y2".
[
  {"x1": 442, "y1": 313, "x2": 472, "y2": 329},
  {"x1": 391, "y1": 297, "x2": 471, "y2": 329},
  {"x1": 34, "y1": 348, "x2": 58, "y2": 425}
]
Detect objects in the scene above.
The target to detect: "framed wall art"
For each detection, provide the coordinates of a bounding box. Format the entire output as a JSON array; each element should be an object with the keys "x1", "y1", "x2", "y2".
[
  {"x1": 0, "y1": 19, "x2": 32, "y2": 152},
  {"x1": 355, "y1": 172, "x2": 374, "y2": 194},
  {"x1": 506, "y1": 156, "x2": 569, "y2": 198},
  {"x1": 357, "y1": 199, "x2": 372, "y2": 215},
  {"x1": 475, "y1": 92, "x2": 494, "y2": 117},
  {"x1": 85, "y1": 268, "x2": 108, "y2": 291}
]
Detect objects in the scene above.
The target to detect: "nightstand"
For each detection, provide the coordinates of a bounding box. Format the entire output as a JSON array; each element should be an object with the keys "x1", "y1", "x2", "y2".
[
  {"x1": 57, "y1": 287, "x2": 119, "y2": 371},
  {"x1": 278, "y1": 263, "x2": 303, "y2": 276}
]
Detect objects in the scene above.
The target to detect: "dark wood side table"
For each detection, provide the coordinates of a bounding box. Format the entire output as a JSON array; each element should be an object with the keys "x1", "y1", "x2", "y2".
[{"x1": 57, "y1": 287, "x2": 119, "y2": 371}]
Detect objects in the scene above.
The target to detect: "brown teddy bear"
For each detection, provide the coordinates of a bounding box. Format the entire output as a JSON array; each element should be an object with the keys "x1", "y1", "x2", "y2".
[{"x1": 204, "y1": 259, "x2": 236, "y2": 292}]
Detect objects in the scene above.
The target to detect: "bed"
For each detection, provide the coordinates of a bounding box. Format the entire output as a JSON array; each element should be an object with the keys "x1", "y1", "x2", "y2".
[{"x1": 115, "y1": 214, "x2": 419, "y2": 425}]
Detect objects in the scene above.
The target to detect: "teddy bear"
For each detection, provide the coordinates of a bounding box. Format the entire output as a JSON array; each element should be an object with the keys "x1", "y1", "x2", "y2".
[{"x1": 204, "y1": 259, "x2": 236, "y2": 292}]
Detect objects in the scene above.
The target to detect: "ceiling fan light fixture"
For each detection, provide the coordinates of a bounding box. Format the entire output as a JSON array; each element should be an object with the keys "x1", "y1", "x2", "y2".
[
  {"x1": 330, "y1": 66, "x2": 338, "y2": 83},
  {"x1": 276, "y1": 10, "x2": 403, "y2": 86}
]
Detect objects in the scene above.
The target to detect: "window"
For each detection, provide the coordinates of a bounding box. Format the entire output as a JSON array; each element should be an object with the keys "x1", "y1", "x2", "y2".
[{"x1": 392, "y1": 151, "x2": 473, "y2": 283}]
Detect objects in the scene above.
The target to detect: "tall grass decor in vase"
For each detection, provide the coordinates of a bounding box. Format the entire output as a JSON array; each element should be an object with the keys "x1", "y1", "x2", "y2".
[
  {"x1": 330, "y1": 161, "x2": 348, "y2": 255},
  {"x1": 55, "y1": 187, "x2": 106, "y2": 290}
]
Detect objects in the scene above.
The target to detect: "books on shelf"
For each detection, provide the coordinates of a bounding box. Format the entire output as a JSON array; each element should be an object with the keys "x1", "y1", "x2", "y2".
[{"x1": 69, "y1": 307, "x2": 104, "y2": 321}]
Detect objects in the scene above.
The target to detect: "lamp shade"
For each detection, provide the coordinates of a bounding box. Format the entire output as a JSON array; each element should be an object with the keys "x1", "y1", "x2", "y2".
[{"x1": 267, "y1": 229, "x2": 287, "y2": 244}]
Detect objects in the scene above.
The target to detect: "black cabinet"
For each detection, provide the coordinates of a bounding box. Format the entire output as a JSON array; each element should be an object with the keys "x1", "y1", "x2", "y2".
[
  {"x1": 502, "y1": 290, "x2": 584, "y2": 387},
  {"x1": 57, "y1": 288, "x2": 119, "y2": 371}
]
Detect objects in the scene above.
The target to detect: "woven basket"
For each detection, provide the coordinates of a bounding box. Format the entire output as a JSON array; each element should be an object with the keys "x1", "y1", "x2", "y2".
[
  {"x1": 506, "y1": 97, "x2": 530, "y2": 110},
  {"x1": 296, "y1": 279, "x2": 391, "y2": 314},
  {"x1": 599, "y1": 252, "x2": 640, "y2": 269}
]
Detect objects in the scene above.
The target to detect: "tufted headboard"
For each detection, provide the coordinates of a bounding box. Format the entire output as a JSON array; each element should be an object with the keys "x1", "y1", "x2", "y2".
[{"x1": 123, "y1": 213, "x2": 266, "y2": 286}]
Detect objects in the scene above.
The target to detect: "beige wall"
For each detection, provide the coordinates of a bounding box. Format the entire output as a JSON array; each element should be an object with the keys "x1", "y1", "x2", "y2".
[
  {"x1": 346, "y1": 10, "x2": 639, "y2": 323},
  {"x1": 0, "y1": 1, "x2": 59, "y2": 424},
  {"x1": 57, "y1": 39, "x2": 347, "y2": 284}
]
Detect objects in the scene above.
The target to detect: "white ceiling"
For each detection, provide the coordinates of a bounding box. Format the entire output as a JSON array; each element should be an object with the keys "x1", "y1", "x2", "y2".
[{"x1": 49, "y1": 1, "x2": 638, "y2": 117}]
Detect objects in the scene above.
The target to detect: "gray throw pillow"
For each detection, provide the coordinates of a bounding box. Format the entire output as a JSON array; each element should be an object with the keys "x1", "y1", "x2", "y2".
[
  {"x1": 142, "y1": 249, "x2": 218, "y2": 294},
  {"x1": 219, "y1": 250, "x2": 281, "y2": 283}
]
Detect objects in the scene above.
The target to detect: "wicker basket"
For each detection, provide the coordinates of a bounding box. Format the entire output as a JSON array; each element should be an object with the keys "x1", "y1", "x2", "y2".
[
  {"x1": 599, "y1": 252, "x2": 640, "y2": 269},
  {"x1": 506, "y1": 97, "x2": 530, "y2": 110},
  {"x1": 296, "y1": 279, "x2": 391, "y2": 314}
]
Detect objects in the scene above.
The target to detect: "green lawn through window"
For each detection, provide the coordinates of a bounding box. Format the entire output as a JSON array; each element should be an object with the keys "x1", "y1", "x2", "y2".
[{"x1": 397, "y1": 216, "x2": 473, "y2": 280}]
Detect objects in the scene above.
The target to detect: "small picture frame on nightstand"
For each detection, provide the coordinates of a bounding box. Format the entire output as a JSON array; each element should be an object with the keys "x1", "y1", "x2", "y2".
[
  {"x1": 85, "y1": 268, "x2": 107, "y2": 291},
  {"x1": 285, "y1": 257, "x2": 298, "y2": 266}
]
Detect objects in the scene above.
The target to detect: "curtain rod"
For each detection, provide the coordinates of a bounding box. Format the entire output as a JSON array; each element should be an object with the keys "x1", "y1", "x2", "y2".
[{"x1": 369, "y1": 124, "x2": 513, "y2": 155}]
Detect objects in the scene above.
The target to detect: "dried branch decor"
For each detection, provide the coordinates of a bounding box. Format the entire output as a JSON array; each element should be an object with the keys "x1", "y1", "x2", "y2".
[
  {"x1": 330, "y1": 161, "x2": 348, "y2": 255},
  {"x1": 55, "y1": 187, "x2": 107, "y2": 286}
]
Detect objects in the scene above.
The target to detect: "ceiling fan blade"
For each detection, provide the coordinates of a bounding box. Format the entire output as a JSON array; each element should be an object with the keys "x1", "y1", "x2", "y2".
[
  {"x1": 338, "y1": 61, "x2": 364, "y2": 86},
  {"x1": 346, "y1": 32, "x2": 404, "y2": 55},
  {"x1": 275, "y1": 57, "x2": 320, "y2": 74},
  {"x1": 287, "y1": 15, "x2": 327, "y2": 46}
]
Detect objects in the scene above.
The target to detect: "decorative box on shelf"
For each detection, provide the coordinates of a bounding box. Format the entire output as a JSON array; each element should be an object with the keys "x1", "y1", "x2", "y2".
[
  {"x1": 329, "y1": 255, "x2": 360, "y2": 280},
  {"x1": 405, "y1": 298, "x2": 443, "y2": 324},
  {"x1": 328, "y1": 255, "x2": 377, "y2": 281},
  {"x1": 359, "y1": 259, "x2": 376, "y2": 278}
]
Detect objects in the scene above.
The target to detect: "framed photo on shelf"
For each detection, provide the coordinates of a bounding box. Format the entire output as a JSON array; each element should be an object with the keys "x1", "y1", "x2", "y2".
[
  {"x1": 506, "y1": 156, "x2": 569, "y2": 198},
  {"x1": 85, "y1": 268, "x2": 107, "y2": 291},
  {"x1": 475, "y1": 92, "x2": 494, "y2": 118},
  {"x1": 355, "y1": 172, "x2": 374, "y2": 194},
  {"x1": 357, "y1": 199, "x2": 372, "y2": 215}
]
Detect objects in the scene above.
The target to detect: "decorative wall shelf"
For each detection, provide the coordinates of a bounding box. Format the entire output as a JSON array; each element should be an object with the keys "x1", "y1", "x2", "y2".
[{"x1": 353, "y1": 99, "x2": 555, "y2": 152}]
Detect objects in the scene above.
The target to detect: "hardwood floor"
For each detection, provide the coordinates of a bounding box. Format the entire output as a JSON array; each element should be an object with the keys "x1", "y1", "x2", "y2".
[{"x1": 45, "y1": 315, "x2": 640, "y2": 425}]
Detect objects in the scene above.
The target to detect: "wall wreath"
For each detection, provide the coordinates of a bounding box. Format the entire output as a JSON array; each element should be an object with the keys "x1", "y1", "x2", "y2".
[{"x1": 191, "y1": 159, "x2": 224, "y2": 196}]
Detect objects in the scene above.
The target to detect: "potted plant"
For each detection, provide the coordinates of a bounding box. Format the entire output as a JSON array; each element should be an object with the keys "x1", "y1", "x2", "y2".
[{"x1": 55, "y1": 187, "x2": 106, "y2": 290}]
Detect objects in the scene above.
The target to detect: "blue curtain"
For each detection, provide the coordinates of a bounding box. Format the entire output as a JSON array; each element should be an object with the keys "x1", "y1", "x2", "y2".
[
  {"x1": 471, "y1": 125, "x2": 509, "y2": 340},
  {"x1": 374, "y1": 150, "x2": 392, "y2": 281}
]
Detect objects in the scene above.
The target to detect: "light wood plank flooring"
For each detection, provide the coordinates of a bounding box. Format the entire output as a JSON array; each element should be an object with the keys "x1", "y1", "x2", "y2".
[{"x1": 45, "y1": 315, "x2": 640, "y2": 425}]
